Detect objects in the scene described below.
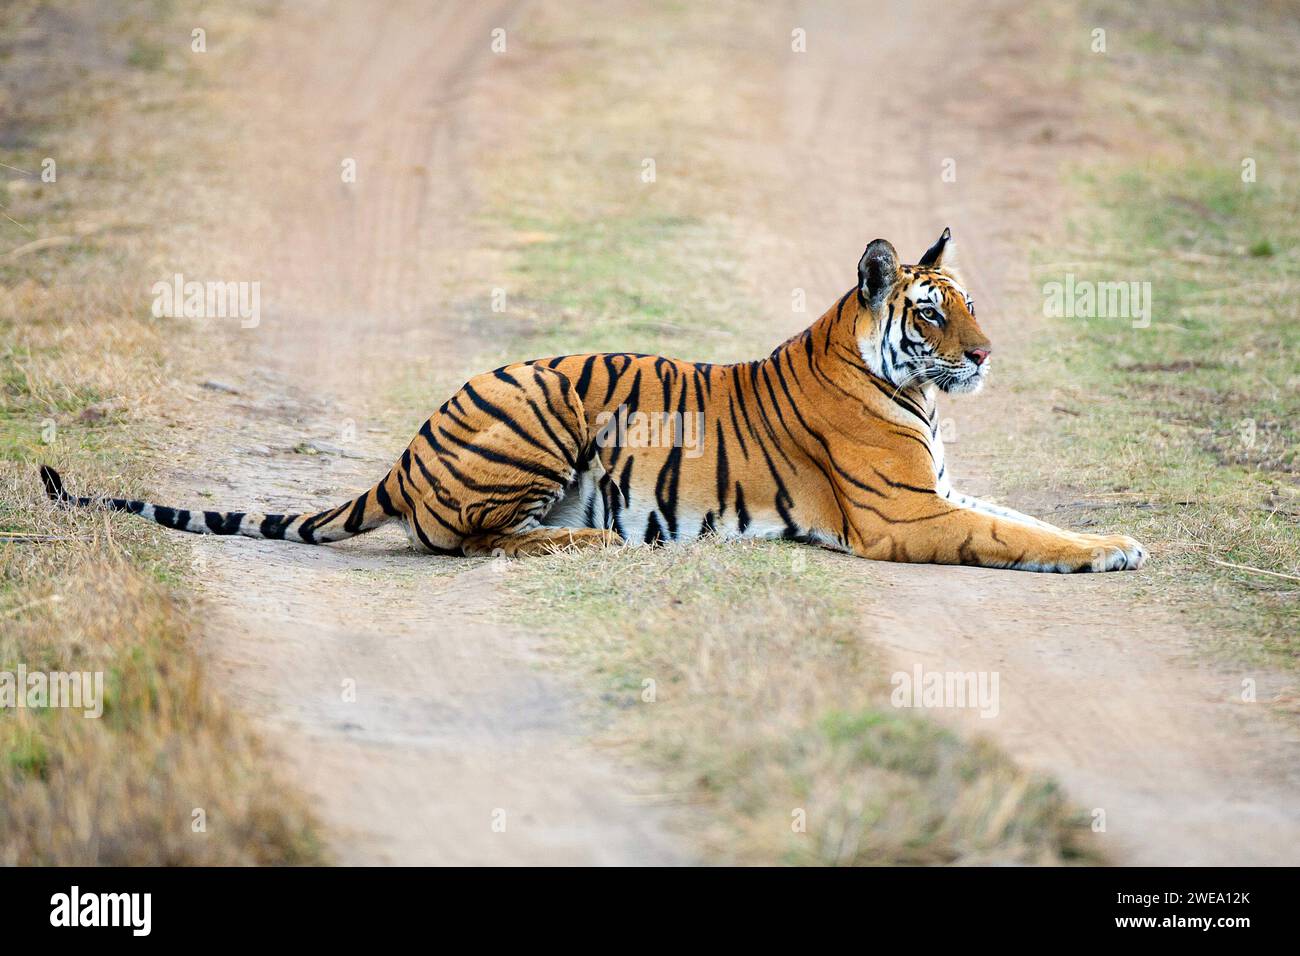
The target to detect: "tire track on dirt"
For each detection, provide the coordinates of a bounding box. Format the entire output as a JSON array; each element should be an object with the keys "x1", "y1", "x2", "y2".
[
  {"x1": 165, "y1": 0, "x2": 683, "y2": 865},
  {"x1": 758, "y1": 0, "x2": 1300, "y2": 864}
]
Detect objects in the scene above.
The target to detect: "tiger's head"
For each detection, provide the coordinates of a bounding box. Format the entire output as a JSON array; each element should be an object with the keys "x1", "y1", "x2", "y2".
[{"x1": 855, "y1": 228, "x2": 992, "y2": 395}]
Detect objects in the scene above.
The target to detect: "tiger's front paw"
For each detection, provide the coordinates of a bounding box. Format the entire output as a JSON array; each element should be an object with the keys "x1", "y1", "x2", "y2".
[{"x1": 1086, "y1": 534, "x2": 1148, "y2": 572}]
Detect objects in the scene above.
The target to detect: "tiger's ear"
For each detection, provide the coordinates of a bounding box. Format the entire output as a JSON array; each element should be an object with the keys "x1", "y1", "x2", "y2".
[
  {"x1": 918, "y1": 227, "x2": 953, "y2": 269},
  {"x1": 858, "y1": 239, "x2": 899, "y2": 310}
]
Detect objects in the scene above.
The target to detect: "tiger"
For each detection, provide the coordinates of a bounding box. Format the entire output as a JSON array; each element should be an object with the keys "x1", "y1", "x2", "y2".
[{"x1": 40, "y1": 228, "x2": 1146, "y2": 572}]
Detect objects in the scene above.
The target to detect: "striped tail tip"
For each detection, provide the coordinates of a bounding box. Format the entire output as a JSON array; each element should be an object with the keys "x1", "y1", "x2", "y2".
[{"x1": 40, "y1": 465, "x2": 69, "y2": 503}]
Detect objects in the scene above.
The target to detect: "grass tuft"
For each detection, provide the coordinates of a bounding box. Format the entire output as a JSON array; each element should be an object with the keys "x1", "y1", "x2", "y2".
[{"x1": 505, "y1": 540, "x2": 1094, "y2": 865}]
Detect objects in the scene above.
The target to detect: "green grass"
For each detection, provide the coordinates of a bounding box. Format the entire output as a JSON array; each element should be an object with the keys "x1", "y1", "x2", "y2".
[
  {"x1": 1037, "y1": 165, "x2": 1297, "y2": 468},
  {"x1": 498, "y1": 212, "x2": 752, "y2": 363},
  {"x1": 125, "y1": 38, "x2": 167, "y2": 71},
  {"x1": 0, "y1": 339, "x2": 114, "y2": 462}
]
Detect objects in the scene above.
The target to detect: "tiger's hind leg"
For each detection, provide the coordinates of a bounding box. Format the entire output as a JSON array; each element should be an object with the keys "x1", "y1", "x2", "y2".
[
  {"x1": 462, "y1": 526, "x2": 623, "y2": 557},
  {"x1": 398, "y1": 363, "x2": 609, "y2": 554}
]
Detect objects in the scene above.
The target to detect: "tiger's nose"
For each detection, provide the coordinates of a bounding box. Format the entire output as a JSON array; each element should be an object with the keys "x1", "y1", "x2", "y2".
[{"x1": 966, "y1": 348, "x2": 991, "y2": 366}]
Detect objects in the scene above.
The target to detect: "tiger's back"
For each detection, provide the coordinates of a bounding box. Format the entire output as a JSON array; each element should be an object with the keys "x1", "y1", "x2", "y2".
[{"x1": 523, "y1": 350, "x2": 853, "y2": 549}]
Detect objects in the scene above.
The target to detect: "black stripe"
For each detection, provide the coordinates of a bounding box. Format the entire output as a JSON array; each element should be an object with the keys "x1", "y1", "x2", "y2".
[
  {"x1": 734, "y1": 483, "x2": 750, "y2": 533},
  {"x1": 259, "y1": 514, "x2": 294, "y2": 540},
  {"x1": 600, "y1": 353, "x2": 627, "y2": 405},
  {"x1": 726, "y1": 394, "x2": 750, "y2": 461},
  {"x1": 573, "y1": 354, "x2": 597, "y2": 400},
  {"x1": 754, "y1": 362, "x2": 800, "y2": 468},
  {"x1": 398, "y1": 458, "x2": 464, "y2": 535},
  {"x1": 652, "y1": 377, "x2": 688, "y2": 537},
  {"x1": 436, "y1": 426, "x2": 568, "y2": 486},
  {"x1": 613, "y1": 456, "x2": 634, "y2": 538},
  {"x1": 870, "y1": 466, "x2": 935, "y2": 495},
  {"x1": 344, "y1": 492, "x2": 370, "y2": 533},
  {"x1": 152, "y1": 506, "x2": 191, "y2": 530},
  {"x1": 644, "y1": 511, "x2": 666, "y2": 546},
  {"x1": 714, "y1": 420, "x2": 729, "y2": 514},
  {"x1": 869, "y1": 375, "x2": 927, "y2": 423},
  {"x1": 394, "y1": 471, "x2": 439, "y2": 551},
  {"x1": 298, "y1": 501, "x2": 350, "y2": 543},
  {"x1": 530, "y1": 373, "x2": 583, "y2": 465},
  {"x1": 729, "y1": 365, "x2": 764, "y2": 451},
  {"x1": 607, "y1": 368, "x2": 643, "y2": 470},
  {"x1": 462, "y1": 381, "x2": 563, "y2": 461},
  {"x1": 374, "y1": 477, "x2": 401, "y2": 517},
  {"x1": 418, "y1": 418, "x2": 458, "y2": 463},
  {"x1": 205, "y1": 511, "x2": 244, "y2": 534}
]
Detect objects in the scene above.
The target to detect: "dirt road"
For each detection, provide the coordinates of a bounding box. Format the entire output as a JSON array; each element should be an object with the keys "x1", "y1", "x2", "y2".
[
  {"x1": 762, "y1": 1, "x2": 1300, "y2": 864},
  {"x1": 162, "y1": 0, "x2": 1296, "y2": 864},
  {"x1": 166, "y1": 0, "x2": 681, "y2": 865}
]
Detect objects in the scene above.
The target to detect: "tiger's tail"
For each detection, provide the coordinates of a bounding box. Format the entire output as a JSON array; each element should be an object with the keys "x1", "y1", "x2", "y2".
[{"x1": 38, "y1": 464, "x2": 403, "y2": 545}]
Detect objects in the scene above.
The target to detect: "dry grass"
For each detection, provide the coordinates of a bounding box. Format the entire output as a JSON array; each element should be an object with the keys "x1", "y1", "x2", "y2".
[
  {"x1": 0, "y1": 475, "x2": 320, "y2": 864},
  {"x1": 0, "y1": 0, "x2": 323, "y2": 864},
  {"x1": 506, "y1": 541, "x2": 1093, "y2": 865}
]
